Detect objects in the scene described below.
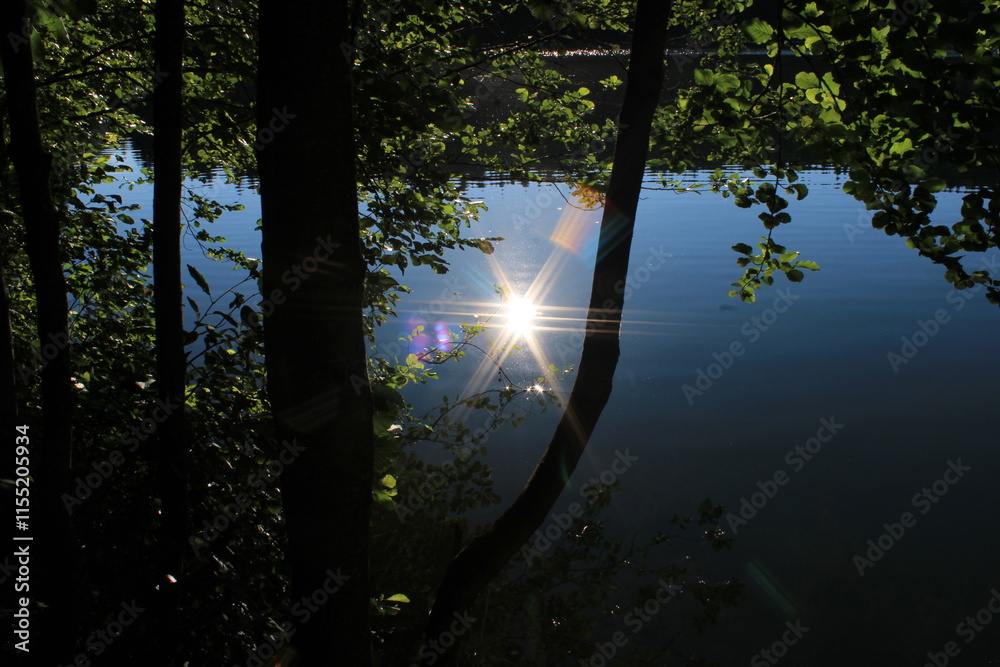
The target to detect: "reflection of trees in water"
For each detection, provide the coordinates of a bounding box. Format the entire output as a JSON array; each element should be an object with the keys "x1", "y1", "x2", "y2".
[
  {"x1": 465, "y1": 492, "x2": 743, "y2": 666},
  {"x1": 371, "y1": 448, "x2": 742, "y2": 666}
]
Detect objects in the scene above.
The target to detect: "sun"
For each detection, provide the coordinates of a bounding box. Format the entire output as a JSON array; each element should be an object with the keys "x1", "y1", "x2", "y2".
[{"x1": 503, "y1": 295, "x2": 538, "y2": 339}]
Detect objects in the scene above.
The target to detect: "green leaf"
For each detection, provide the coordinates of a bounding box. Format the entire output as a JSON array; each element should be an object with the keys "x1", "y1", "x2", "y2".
[
  {"x1": 187, "y1": 264, "x2": 211, "y2": 296},
  {"x1": 924, "y1": 177, "x2": 947, "y2": 193},
  {"x1": 795, "y1": 260, "x2": 820, "y2": 271},
  {"x1": 795, "y1": 72, "x2": 820, "y2": 89},
  {"x1": 786, "y1": 269, "x2": 805, "y2": 282},
  {"x1": 745, "y1": 17, "x2": 774, "y2": 44},
  {"x1": 693, "y1": 69, "x2": 715, "y2": 86},
  {"x1": 890, "y1": 137, "x2": 914, "y2": 156},
  {"x1": 472, "y1": 238, "x2": 494, "y2": 254},
  {"x1": 386, "y1": 593, "x2": 410, "y2": 603},
  {"x1": 715, "y1": 74, "x2": 740, "y2": 93}
]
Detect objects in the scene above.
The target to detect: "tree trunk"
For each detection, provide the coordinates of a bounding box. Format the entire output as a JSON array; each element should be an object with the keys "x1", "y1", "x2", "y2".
[
  {"x1": 257, "y1": 0, "x2": 375, "y2": 664},
  {"x1": 0, "y1": 114, "x2": 16, "y2": 438},
  {"x1": 0, "y1": 231, "x2": 18, "y2": 450},
  {"x1": 0, "y1": 1, "x2": 79, "y2": 662},
  {"x1": 152, "y1": 0, "x2": 188, "y2": 636},
  {"x1": 425, "y1": 0, "x2": 672, "y2": 661}
]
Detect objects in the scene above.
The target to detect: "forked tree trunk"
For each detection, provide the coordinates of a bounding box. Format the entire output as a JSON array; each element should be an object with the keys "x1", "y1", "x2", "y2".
[
  {"x1": 1, "y1": 0, "x2": 79, "y2": 662},
  {"x1": 257, "y1": 0, "x2": 375, "y2": 664},
  {"x1": 425, "y1": 1, "x2": 672, "y2": 662}
]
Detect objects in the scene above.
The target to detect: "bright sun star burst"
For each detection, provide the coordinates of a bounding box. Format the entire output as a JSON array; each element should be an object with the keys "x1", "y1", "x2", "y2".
[{"x1": 503, "y1": 295, "x2": 538, "y2": 339}]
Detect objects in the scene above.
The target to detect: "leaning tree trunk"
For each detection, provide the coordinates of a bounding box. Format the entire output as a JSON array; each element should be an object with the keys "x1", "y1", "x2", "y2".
[
  {"x1": 425, "y1": 0, "x2": 672, "y2": 661},
  {"x1": 1, "y1": 1, "x2": 79, "y2": 662},
  {"x1": 257, "y1": 0, "x2": 375, "y2": 664}
]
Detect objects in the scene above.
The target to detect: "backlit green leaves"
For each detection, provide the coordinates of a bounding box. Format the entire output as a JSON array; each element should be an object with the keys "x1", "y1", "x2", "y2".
[
  {"x1": 744, "y1": 17, "x2": 773, "y2": 44},
  {"x1": 729, "y1": 236, "x2": 820, "y2": 302}
]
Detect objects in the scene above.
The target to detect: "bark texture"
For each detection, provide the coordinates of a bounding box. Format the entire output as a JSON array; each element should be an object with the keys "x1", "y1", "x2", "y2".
[
  {"x1": 1, "y1": 1, "x2": 79, "y2": 662},
  {"x1": 152, "y1": 0, "x2": 187, "y2": 582},
  {"x1": 257, "y1": 0, "x2": 375, "y2": 664}
]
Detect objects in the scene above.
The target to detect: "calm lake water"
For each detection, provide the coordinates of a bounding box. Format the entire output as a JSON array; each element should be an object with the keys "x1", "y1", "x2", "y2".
[{"x1": 99, "y1": 146, "x2": 1000, "y2": 665}]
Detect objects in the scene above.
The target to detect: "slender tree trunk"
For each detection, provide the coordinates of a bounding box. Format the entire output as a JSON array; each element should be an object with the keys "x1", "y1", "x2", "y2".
[
  {"x1": 0, "y1": 133, "x2": 18, "y2": 439},
  {"x1": 425, "y1": 1, "x2": 672, "y2": 661},
  {"x1": 0, "y1": 231, "x2": 18, "y2": 446},
  {"x1": 152, "y1": 0, "x2": 188, "y2": 634},
  {"x1": 1, "y1": 1, "x2": 78, "y2": 662},
  {"x1": 0, "y1": 166, "x2": 17, "y2": 482},
  {"x1": 151, "y1": 0, "x2": 187, "y2": 570},
  {"x1": 257, "y1": 0, "x2": 374, "y2": 664}
]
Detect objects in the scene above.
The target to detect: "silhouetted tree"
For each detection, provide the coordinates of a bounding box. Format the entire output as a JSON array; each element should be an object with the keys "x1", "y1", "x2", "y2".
[
  {"x1": 257, "y1": 0, "x2": 375, "y2": 663},
  {"x1": 427, "y1": 1, "x2": 673, "y2": 662}
]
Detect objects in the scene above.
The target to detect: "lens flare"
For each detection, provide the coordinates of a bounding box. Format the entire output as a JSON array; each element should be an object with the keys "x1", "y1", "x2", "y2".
[
  {"x1": 503, "y1": 295, "x2": 538, "y2": 339},
  {"x1": 434, "y1": 322, "x2": 452, "y2": 352}
]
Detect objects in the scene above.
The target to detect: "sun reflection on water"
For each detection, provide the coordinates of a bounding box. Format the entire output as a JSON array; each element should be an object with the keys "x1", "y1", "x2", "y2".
[{"x1": 502, "y1": 295, "x2": 538, "y2": 340}]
